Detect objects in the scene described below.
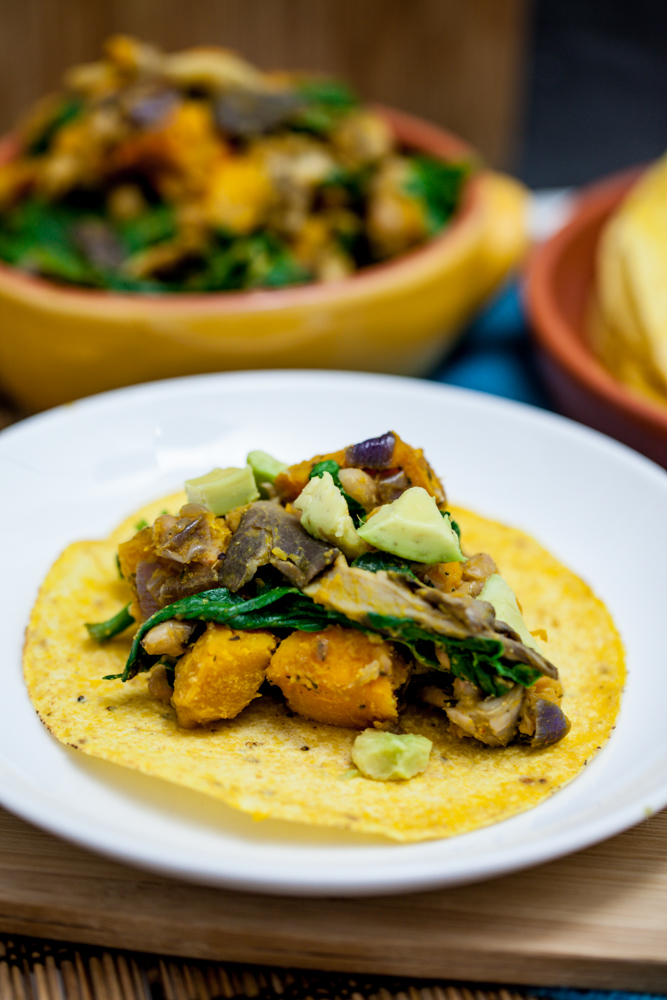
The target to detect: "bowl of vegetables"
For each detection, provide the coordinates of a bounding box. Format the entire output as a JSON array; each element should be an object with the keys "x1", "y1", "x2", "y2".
[{"x1": 0, "y1": 37, "x2": 528, "y2": 413}]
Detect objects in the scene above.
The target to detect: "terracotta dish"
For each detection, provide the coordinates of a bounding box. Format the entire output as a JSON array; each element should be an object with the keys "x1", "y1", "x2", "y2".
[
  {"x1": 526, "y1": 167, "x2": 667, "y2": 468},
  {"x1": 0, "y1": 107, "x2": 526, "y2": 413}
]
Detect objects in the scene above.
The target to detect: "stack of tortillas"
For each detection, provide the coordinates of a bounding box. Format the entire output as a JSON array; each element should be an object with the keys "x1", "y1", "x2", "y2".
[{"x1": 594, "y1": 154, "x2": 667, "y2": 404}]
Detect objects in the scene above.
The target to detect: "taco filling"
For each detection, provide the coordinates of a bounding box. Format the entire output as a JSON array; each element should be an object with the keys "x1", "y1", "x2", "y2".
[{"x1": 24, "y1": 431, "x2": 625, "y2": 840}]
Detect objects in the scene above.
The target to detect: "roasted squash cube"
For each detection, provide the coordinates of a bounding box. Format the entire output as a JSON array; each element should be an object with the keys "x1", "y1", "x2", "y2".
[
  {"x1": 172, "y1": 624, "x2": 277, "y2": 728},
  {"x1": 118, "y1": 526, "x2": 156, "y2": 580},
  {"x1": 274, "y1": 448, "x2": 348, "y2": 503},
  {"x1": 423, "y1": 561, "x2": 464, "y2": 593},
  {"x1": 266, "y1": 626, "x2": 408, "y2": 729},
  {"x1": 390, "y1": 435, "x2": 445, "y2": 504}
]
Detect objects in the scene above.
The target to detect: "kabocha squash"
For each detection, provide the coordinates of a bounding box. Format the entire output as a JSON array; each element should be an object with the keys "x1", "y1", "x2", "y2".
[
  {"x1": 274, "y1": 448, "x2": 349, "y2": 503},
  {"x1": 389, "y1": 437, "x2": 446, "y2": 504},
  {"x1": 172, "y1": 623, "x2": 277, "y2": 729},
  {"x1": 119, "y1": 505, "x2": 232, "y2": 622},
  {"x1": 118, "y1": 525, "x2": 155, "y2": 580},
  {"x1": 266, "y1": 626, "x2": 408, "y2": 729}
]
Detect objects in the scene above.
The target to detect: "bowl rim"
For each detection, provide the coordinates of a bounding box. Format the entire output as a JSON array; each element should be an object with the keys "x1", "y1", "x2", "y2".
[
  {"x1": 525, "y1": 164, "x2": 667, "y2": 435},
  {"x1": 0, "y1": 104, "x2": 486, "y2": 314}
]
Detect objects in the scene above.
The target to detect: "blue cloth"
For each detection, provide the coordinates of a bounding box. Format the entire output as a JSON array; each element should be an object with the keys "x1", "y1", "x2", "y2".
[{"x1": 428, "y1": 282, "x2": 554, "y2": 410}]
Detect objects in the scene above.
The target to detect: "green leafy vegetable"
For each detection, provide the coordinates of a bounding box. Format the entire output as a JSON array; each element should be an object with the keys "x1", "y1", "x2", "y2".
[
  {"x1": 187, "y1": 232, "x2": 309, "y2": 292},
  {"x1": 292, "y1": 78, "x2": 359, "y2": 135},
  {"x1": 444, "y1": 511, "x2": 461, "y2": 541},
  {"x1": 18, "y1": 244, "x2": 96, "y2": 285},
  {"x1": 117, "y1": 204, "x2": 177, "y2": 254},
  {"x1": 405, "y1": 156, "x2": 469, "y2": 234},
  {"x1": 0, "y1": 198, "x2": 100, "y2": 285},
  {"x1": 105, "y1": 578, "x2": 542, "y2": 697},
  {"x1": 27, "y1": 96, "x2": 83, "y2": 156},
  {"x1": 225, "y1": 592, "x2": 357, "y2": 634},
  {"x1": 86, "y1": 604, "x2": 135, "y2": 642},
  {"x1": 308, "y1": 460, "x2": 366, "y2": 525},
  {"x1": 321, "y1": 165, "x2": 372, "y2": 212},
  {"x1": 102, "y1": 271, "x2": 167, "y2": 293},
  {"x1": 352, "y1": 551, "x2": 421, "y2": 584},
  {"x1": 296, "y1": 79, "x2": 359, "y2": 110},
  {"x1": 366, "y1": 613, "x2": 541, "y2": 696},
  {"x1": 108, "y1": 586, "x2": 360, "y2": 681}
]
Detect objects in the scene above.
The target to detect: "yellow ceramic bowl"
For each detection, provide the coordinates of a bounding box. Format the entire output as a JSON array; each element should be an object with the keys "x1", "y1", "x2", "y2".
[{"x1": 0, "y1": 107, "x2": 527, "y2": 413}]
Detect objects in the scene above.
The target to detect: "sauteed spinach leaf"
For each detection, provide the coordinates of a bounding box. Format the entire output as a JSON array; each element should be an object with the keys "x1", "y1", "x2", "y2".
[
  {"x1": 351, "y1": 551, "x2": 421, "y2": 584},
  {"x1": 405, "y1": 157, "x2": 469, "y2": 233},
  {"x1": 104, "y1": 583, "x2": 541, "y2": 697},
  {"x1": 85, "y1": 603, "x2": 134, "y2": 642},
  {"x1": 365, "y1": 613, "x2": 541, "y2": 696},
  {"x1": 108, "y1": 585, "x2": 358, "y2": 681}
]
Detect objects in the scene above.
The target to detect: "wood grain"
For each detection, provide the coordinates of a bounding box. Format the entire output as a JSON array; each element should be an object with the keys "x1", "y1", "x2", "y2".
[
  {"x1": 0, "y1": 0, "x2": 528, "y2": 167},
  {"x1": 1, "y1": 805, "x2": 667, "y2": 992}
]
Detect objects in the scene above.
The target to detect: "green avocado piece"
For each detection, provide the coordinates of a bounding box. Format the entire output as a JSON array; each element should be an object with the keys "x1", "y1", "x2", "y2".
[
  {"x1": 480, "y1": 573, "x2": 537, "y2": 650},
  {"x1": 184, "y1": 465, "x2": 259, "y2": 515},
  {"x1": 351, "y1": 730, "x2": 432, "y2": 781},
  {"x1": 357, "y1": 486, "x2": 464, "y2": 563},
  {"x1": 294, "y1": 470, "x2": 366, "y2": 559},
  {"x1": 247, "y1": 450, "x2": 288, "y2": 487}
]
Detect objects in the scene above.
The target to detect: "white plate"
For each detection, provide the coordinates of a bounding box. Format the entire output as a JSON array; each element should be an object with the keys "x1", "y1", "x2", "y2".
[{"x1": 2, "y1": 370, "x2": 666, "y2": 897}]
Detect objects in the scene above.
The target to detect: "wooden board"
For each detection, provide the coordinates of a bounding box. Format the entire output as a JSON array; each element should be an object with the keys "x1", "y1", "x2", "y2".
[{"x1": 1, "y1": 806, "x2": 667, "y2": 993}]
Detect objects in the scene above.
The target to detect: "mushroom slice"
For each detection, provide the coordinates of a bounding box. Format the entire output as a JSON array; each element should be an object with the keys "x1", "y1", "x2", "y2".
[
  {"x1": 519, "y1": 676, "x2": 571, "y2": 747},
  {"x1": 445, "y1": 680, "x2": 524, "y2": 748},
  {"x1": 305, "y1": 559, "x2": 558, "y2": 682},
  {"x1": 219, "y1": 501, "x2": 338, "y2": 592},
  {"x1": 141, "y1": 620, "x2": 195, "y2": 657},
  {"x1": 304, "y1": 559, "x2": 496, "y2": 641},
  {"x1": 215, "y1": 88, "x2": 303, "y2": 137},
  {"x1": 153, "y1": 504, "x2": 230, "y2": 566}
]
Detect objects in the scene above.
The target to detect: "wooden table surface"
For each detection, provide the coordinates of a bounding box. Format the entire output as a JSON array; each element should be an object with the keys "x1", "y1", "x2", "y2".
[{"x1": 1, "y1": 804, "x2": 667, "y2": 994}]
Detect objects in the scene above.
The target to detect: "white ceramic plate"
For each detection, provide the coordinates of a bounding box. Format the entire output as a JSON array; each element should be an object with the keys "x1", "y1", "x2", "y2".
[{"x1": 2, "y1": 370, "x2": 667, "y2": 897}]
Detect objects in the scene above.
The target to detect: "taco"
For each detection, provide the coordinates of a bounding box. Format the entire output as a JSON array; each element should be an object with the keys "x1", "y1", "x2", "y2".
[{"x1": 23, "y1": 431, "x2": 624, "y2": 841}]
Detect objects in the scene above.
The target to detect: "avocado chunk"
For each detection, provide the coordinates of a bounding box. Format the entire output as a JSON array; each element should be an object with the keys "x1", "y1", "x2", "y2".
[
  {"x1": 352, "y1": 729, "x2": 432, "y2": 781},
  {"x1": 294, "y1": 471, "x2": 366, "y2": 559},
  {"x1": 247, "y1": 450, "x2": 288, "y2": 490},
  {"x1": 480, "y1": 573, "x2": 538, "y2": 650},
  {"x1": 184, "y1": 465, "x2": 259, "y2": 516},
  {"x1": 357, "y1": 486, "x2": 464, "y2": 563}
]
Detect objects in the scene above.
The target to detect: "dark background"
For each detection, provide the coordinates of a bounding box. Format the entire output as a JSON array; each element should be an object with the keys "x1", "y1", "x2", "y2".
[{"x1": 520, "y1": 0, "x2": 667, "y2": 187}]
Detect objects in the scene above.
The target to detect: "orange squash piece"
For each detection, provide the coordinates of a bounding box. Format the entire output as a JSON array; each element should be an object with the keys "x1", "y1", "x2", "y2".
[
  {"x1": 172, "y1": 624, "x2": 277, "y2": 728},
  {"x1": 274, "y1": 433, "x2": 444, "y2": 505},
  {"x1": 266, "y1": 625, "x2": 408, "y2": 729},
  {"x1": 274, "y1": 447, "x2": 348, "y2": 503},
  {"x1": 117, "y1": 526, "x2": 156, "y2": 579},
  {"x1": 389, "y1": 435, "x2": 446, "y2": 504},
  {"x1": 423, "y1": 561, "x2": 464, "y2": 593}
]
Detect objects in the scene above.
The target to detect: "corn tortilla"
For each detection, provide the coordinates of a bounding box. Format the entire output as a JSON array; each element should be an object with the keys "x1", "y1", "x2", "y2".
[{"x1": 23, "y1": 493, "x2": 625, "y2": 842}]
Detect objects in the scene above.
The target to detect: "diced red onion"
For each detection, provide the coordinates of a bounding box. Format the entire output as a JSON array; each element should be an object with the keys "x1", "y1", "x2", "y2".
[{"x1": 345, "y1": 431, "x2": 396, "y2": 469}]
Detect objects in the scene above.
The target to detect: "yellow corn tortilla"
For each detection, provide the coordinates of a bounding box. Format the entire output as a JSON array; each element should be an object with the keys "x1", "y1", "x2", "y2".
[{"x1": 23, "y1": 493, "x2": 625, "y2": 842}]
